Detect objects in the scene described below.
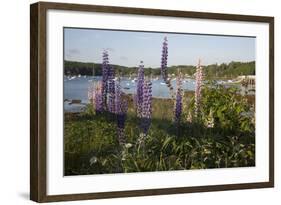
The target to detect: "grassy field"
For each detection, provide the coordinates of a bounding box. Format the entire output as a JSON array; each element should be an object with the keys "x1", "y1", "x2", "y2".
[{"x1": 64, "y1": 86, "x2": 255, "y2": 176}]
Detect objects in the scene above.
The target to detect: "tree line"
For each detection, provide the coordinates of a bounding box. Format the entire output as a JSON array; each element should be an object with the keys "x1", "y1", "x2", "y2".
[{"x1": 64, "y1": 60, "x2": 255, "y2": 78}]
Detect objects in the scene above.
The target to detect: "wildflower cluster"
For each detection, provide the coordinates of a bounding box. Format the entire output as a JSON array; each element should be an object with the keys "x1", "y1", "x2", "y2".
[
  {"x1": 135, "y1": 62, "x2": 153, "y2": 136},
  {"x1": 88, "y1": 81, "x2": 103, "y2": 113}
]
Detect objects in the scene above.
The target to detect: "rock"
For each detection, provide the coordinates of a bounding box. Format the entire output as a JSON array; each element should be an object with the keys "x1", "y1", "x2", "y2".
[{"x1": 69, "y1": 99, "x2": 82, "y2": 104}]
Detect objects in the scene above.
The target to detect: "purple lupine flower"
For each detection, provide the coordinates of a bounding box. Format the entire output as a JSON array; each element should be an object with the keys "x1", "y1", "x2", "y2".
[
  {"x1": 117, "y1": 100, "x2": 128, "y2": 145},
  {"x1": 161, "y1": 37, "x2": 168, "y2": 81},
  {"x1": 115, "y1": 78, "x2": 122, "y2": 115},
  {"x1": 115, "y1": 79, "x2": 128, "y2": 145},
  {"x1": 93, "y1": 81, "x2": 103, "y2": 113},
  {"x1": 195, "y1": 59, "x2": 204, "y2": 117},
  {"x1": 101, "y1": 50, "x2": 110, "y2": 110},
  {"x1": 107, "y1": 65, "x2": 116, "y2": 113},
  {"x1": 174, "y1": 72, "x2": 183, "y2": 123},
  {"x1": 140, "y1": 80, "x2": 152, "y2": 135},
  {"x1": 160, "y1": 37, "x2": 174, "y2": 98},
  {"x1": 136, "y1": 61, "x2": 145, "y2": 117}
]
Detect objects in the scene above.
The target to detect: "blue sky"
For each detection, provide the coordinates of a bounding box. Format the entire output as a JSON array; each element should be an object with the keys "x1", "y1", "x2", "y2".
[{"x1": 64, "y1": 28, "x2": 255, "y2": 67}]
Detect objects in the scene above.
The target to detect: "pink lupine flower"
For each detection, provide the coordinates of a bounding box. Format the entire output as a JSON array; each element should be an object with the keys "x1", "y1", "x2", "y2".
[
  {"x1": 88, "y1": 83, "x2": 94, "y2": 103},
  {"x1": 195, "y1": 59, "x2": 204, "y2": 118},
  {"x1": 92, "y1": 81, "x2": 103, "y2": 112}
]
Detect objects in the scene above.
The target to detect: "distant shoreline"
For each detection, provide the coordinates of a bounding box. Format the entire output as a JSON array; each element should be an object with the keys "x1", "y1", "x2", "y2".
[{"x1": 64, "y1": 60, "x2": 255, "y2": 79}]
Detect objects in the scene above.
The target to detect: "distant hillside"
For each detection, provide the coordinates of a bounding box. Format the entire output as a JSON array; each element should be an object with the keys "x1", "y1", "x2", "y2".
[{"x1": 64, "y1": 60, "x2": 255, "y2": 78}]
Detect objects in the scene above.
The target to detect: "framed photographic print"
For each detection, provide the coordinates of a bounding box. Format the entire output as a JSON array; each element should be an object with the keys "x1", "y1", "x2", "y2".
[{"x1": 30, "y1": 1, "x2": 274, "y2": 202}]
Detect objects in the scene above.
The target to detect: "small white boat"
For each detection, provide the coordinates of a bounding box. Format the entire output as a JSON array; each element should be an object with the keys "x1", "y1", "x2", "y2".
[{"x1": 69, "y1": 76, "x2": 76, "y2": 80}]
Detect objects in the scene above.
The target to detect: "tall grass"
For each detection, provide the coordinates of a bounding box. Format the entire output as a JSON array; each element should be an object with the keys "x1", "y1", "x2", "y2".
[{"x1": 64, "y1": 85, "x2": 255, "y2": 175}]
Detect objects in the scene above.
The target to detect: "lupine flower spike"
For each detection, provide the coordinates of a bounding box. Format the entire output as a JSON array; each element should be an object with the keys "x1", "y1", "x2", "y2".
[
  {"x1": 161, "y1": 37, "x2": 175, "y2": 98},
  {"x1": 88, "y1": 83, "x2": 94, "y2": 103},
  {"x1": 195, "y1": 59, "x2": 204, "y2": 118},
  {"x1": 107, "y1": 65, "x2": 116, "y2": 113},
  {"x1": 101, "y1": 50, "x2": 110, "y2": 110},
  {"x1": 161, "y1": 37, "x2": 168, "y2": 80},
  {"x1": 115, "y1": 78, "x2": 128, "y2": 145},
  {"x1": 136, "y1": 61, "x2": 145, "y2": 117},
  {"x1": 174, "y1": 71, "x2": 183, "y2": 124},
  {"x1": 140, "y1": 80, "x2": 152, "y2": 135},
  {"x1": 92, "y1": 81, "x2": 103, "y2": 113}
]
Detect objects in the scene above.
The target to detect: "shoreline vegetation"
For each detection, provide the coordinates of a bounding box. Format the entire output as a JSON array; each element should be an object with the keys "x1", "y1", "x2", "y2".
[
  {"x1": 64, "y1": 60, "x2": 255, "y2": 79},
  {"x1": 64, "y1": 37, "x2": 255, "y2": 176}
]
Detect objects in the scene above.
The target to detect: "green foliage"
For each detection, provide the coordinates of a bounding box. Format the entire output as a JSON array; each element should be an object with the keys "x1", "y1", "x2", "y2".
[
  {"x1": 203, "y1": 61, "x2": 255, "y2": 78},
  {"x1": 64, "y1": 113, "x2": 255, "y2": 175},
  {"x1": 64, "y1": 84, "x2": 255, "y2": 175},
  {"x1": 202, "y1": 83, "x2": 254, "y2": 135},
  {"x1": 64, "y1": 60, "x2": 255, "y2": 78},
  {"x1": 187, "y1": 82, "x2": 255, "y2": 136}
]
